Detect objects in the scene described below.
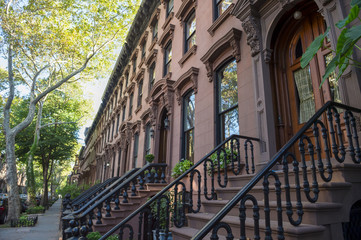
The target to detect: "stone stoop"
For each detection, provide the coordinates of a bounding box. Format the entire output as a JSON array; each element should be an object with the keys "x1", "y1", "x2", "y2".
[
  {"x1": 170, "y1": 163, "x2": 361, "y2": 240},
  {"x1": 92, "y1": 183, "x2": 166, "y2": 235}
]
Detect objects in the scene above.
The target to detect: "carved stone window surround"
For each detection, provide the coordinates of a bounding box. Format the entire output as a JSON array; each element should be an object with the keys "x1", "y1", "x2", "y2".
[
  {"x1": 145, "y1": 49, "x2": 158, "y2": 67},
  {"x1": 175, "y1": 0, "x2": 197, "y2": 22},
  {"x1": 132, "y1": 120, "x2": 141, "y2": 136},
  {"x1": 138, "y1": 31, "x2": 149, "y2": 49},
  {"x1": 135, "y1": 68, "x2": 145, "y2": 83},
  {"x1": 200, "y1": 28, "x2": 242, "y2": 82},
  {"x1": 208, "y1": 3, "x2": 235, "y2": 37},
  {"x1": 120, "y1": 96, "x2": 128, "y2": 107},
  {"x1": 148, "y1": 38, "x2": 158, "y2": 52},
  {"x1": 149, "y1": 79, "x2": 175, "y2": 116},
  {"x1": 158, "y1": 24, "x2": 175, "y2": 48},
  {"x1": 173, "y1": 67, "x2": 199, "y2": 105},
  {"x1": 126, "y1": 82, "x2": 135, "y2": 94},
  {"x1": 135, "y1": 105, "x2": 142, "y2": 114},
  {"x1": 178, "y1": 45, "x2": 197, "y2": 67},
  {"x1": 162, "y1": 12, "x2": 174, "y2": 30}
]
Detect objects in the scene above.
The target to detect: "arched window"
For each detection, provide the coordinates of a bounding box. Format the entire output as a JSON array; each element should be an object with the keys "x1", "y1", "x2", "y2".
[
  {"x1": 216, "y1": 59, "x2": 239, "y2": 142},
  {"x1": 183, "y1": 90, "x2": 195, "y2": 162}
]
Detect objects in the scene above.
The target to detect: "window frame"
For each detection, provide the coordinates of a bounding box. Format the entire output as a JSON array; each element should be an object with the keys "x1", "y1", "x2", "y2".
[
  {"x1": 166, "y1": 0, "x2": 174, "y2": 18},
  {"x1": 152, "y1": 20, "x2": 158, "y2": 40},
  {"x1": 133, "y1": 133, "x2": 139, "y2": 168},
  {"x1": 184, "y1": 11, "x2": 196, "y2": 53},
  {"x1": 129, "y1": 92, "x2": 134, "y2": 117},
  {"x1": 149, "y1": 62, "x2": 156, "y2": 92},
  {"x1": 137, "y1": 79, "x2": 143, "y2": 107},
  {"x1": 144, "y1": 123, "x2": 152, "y2": 158},
  {"x1": 215, "y1": 58, "x2": 239, "y2": 144},
  {"x1": 214, "y1": 0, "x2": 232, "y2": 20},
  {"x1": 164, "y1": 41, "x2": 172, "y2": 77},
  {"x1": 182, "y1": 90, "x2": 195, "y2": 162}
]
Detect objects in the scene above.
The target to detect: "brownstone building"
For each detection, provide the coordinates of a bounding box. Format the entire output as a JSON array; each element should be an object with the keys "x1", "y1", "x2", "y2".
[{"x1": 75, "y1": 0, "x2": 361, "y2": 238}]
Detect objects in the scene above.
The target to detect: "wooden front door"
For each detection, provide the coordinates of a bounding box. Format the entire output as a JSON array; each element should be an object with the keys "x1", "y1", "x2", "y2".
[
  {"x1": 158, "y1": 111, "x2": 168, "y2": 164},
  {"x1": 274, "y1": 4, "x2": 341, "y2": 149}
]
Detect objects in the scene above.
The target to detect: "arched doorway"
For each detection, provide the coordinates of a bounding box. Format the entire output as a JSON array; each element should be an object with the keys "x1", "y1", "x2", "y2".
[{"x1": 271, "y1": 1, "x2": 341, "y2": 149}]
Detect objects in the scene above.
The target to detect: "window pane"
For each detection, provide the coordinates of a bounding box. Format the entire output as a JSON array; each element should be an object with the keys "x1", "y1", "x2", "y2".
[
  {"x1": 219, "y1": 60, "x2": 238, "y2": 112},
  {"x1": 167, "y1": 0, "x2": 174, "y2": 15},
  {"x1": 293, "y1": 66, "x2": 315, "y2": 123},
  {"x1": 221, "y1": 108, "x2": 239, "y2": 139},
  {"x1": 216, "y1": 0, "x2": 232, "y2": 17},
  {"x1": 185, "y1": 129, "x2": 194, "y2": 162},
  {"x1": 187, "y1": 15, "x2": 196, "y2": 38},
  {"x1": 184, "y1": 93, "x2": 195, "y2": 131}
]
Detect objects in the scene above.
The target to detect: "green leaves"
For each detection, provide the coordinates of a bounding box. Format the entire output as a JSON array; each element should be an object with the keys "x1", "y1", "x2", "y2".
[
  {"x1": 300, "y1": 28, "x2": 328, "y2": 69},
  {"x1": 301, "y1": 4, "x2": 361, "y2": 88}
]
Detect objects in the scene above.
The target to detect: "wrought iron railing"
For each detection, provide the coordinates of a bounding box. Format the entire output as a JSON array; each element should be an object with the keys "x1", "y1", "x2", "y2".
[
  {"x1": 193, "y1": 101, "x2": 361, "y2": 239},
  {"x1": 63, "y1": 163, "x2": 167, "y2": 239},
  {"x1": 70, "y1": 177, "x2": 119, "y2": 211},
  {"x1": 99, "y1": 134, "x2": 259, "y2": 240}
]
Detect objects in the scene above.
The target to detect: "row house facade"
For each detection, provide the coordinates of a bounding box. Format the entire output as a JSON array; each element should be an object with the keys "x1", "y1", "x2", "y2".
[{"x1": 77, "y1": 0, "x2": 361, "y2": 188}]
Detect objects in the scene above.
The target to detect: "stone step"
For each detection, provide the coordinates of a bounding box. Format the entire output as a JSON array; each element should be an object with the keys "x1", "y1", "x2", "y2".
[
  {"x1": 201, "y1": 199, "x2": 344, "y2": 225},
  {"x1": 182, "y1": 213, "x2": 328, "y2": 240},
  {"x1": 216, "y1": 181, "x2": 352, "y2": 203}
]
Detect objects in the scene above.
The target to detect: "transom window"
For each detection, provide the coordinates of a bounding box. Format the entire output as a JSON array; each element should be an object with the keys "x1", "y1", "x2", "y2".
[
  {"x1": 164, "y1": 41, "x2": 172, "y2": 76},
  {"x1": 185, "y1": 11, "x2": 196, "y2": 53},
  {"x1": 183, "y1": 91, "x2": 195, "y2": 162},
  {"x1": 215, "y1": 0, "x2": 232, "y2": 19},
  {"x1": 216, "y1": 59, "x2": 239, "y2": 142}
]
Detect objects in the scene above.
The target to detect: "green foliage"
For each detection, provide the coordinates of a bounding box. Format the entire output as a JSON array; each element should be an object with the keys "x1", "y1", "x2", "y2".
[
  {"x1": 57, "y1": 183, "x2": 90, "y2": 199},
  {"x1": 301, "y1": 1, "x2": 361, "y2": 87},
  {"x1": 26, "y1": 206, "x2": 45, "y2": 214},
  {"x1": 208, "y1": 149, "x2": 236, "y2": 175},
  {"x1": 150, "y1": 192, "x2": 173, "y2": 230},
  {"x1": 145, "y1": 154, "x2": 155, "y2": 163},
  {"x1": 86, "y1": 232, "x2": 117, "y2": 240},
  {"x1": 171, "y1": 159, "x2": 193, "y2": 178}
]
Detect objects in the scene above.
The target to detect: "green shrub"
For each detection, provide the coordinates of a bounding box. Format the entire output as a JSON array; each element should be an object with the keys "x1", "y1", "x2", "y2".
[
  {"x1": 57, "y1": 183, "x2": 90, "y2": 199},
  {"x1": 208, "y1": 149, "x2": 236, "y2": 175},
  {"x1": 26, "y1": 206, "x2": 45, "y2": 214},
  {"x1": 171, "y1": 159, "x2": 193, "y2": 178},
  {"x1": 86, "y1": 232, "x2": 118, "y2": 240},
  {"x1": 145, "y1": 154, "x2": 155, "y2": 163}
]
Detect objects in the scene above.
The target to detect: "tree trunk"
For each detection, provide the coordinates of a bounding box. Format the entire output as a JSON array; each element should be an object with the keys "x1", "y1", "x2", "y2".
[
  {"x1": 5, "y1": 134, "x2": 21, "y2": 221},
  {"x1": 41, "y1": 162, "x2": 49, "y2": 208}
]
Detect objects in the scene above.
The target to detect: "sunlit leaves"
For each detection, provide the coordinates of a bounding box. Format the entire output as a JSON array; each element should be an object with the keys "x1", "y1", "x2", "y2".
[{"x1": 301, "y1": 1, "x2": 361, "y2": 88}]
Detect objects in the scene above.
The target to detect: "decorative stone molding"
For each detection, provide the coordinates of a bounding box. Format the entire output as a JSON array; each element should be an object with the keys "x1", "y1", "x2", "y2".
[
  {"x1": 200, "y1": 28, "x2": 242, "y2": 82},
  {"x1": 132, "y1": 120, "x2": 142, "y2": 135},
  {"x1": 135, "y1": 68, "x2": 145, "y2": 83},
  {"x1": 130, "y1": 49, "x2": 139, "y2": 61},
  {"x1": 178, "y1": 45, "x2": 197, "y2": 67},
  {"x1": 175, "y1": 0, "x2": 197, "y2": 22},
  {"x1": 173, "y1": 67, "x2": 199, "y2": 105},
  {"x1": 120, "y1": 96, "x2": 128, "y2": 106},
  {"x1": 263, "y1": 48, "x2": 273, "y2": 63},
  {"x1": 125, "y1": 82, "x2": 135, "y2": 94},
  {"x1": 208, "y1": 3, "x2": 235, "y2": 37},
  {"x1": 231, "y1": 0, "x2": 261, "y2": 57},
  {"x1": 162, "y1": 12, "x2": 174, "y2": 30},
  {"x1": 149, "y1": 79, "x2": 175, "y2": 116},
  {"x1": 145, "y1": 49, "x2": 158, "y2": 67},
  {"x1": 158, "y1": 24, "x2": 175, "y2": 48},
  {"x1": 149, "y1": 8, "x2": 161, "y2": 28},
  {"x1": 139, "y1": 31, "x2": 149, "y2": 47},
  {"x1": 242, "y1": 15, "x2": 261, "y2": 57},
  {"x1": 319, "y1": 0, "x2": 332, "y2": 6}
]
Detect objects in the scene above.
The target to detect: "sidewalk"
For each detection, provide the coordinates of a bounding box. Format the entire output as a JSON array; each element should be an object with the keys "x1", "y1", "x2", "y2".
[{"x1": 0, "y1": 199, "x2": 62, "y2": 240}]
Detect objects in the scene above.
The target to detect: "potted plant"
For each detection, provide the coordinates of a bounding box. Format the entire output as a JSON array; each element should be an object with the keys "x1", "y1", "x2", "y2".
[
  {"x1": 145, "y1": 154, "x2": 155, "y2": 164},
  {"x1": 150, "y1": 192, "x2": 173, "y2": 240},
  {"x1": 208, "y1": 149, "x2": 237, "y2": 175},
  {"x1": 171, "y1": 159, "x2": 193, "y2": 179}
]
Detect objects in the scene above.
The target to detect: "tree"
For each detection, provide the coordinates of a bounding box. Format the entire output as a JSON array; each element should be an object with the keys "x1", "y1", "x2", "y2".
[
  {"x1": 0, "y1": 0, "x2": 140, "y2": 220},
  {"x1": 301, "y1": 0, "x2": 361, "y2": 87}
]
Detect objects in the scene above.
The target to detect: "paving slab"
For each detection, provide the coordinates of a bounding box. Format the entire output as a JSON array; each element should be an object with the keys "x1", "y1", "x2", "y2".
[{"x1": 0, "y1": 199, "x2": 61, "y2": 240}]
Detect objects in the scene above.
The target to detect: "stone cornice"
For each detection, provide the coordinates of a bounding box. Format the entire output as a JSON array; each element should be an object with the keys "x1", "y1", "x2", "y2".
[
  {"x1": 173, "y1": 67, "x2": 199, "y2": 105},
  {"x1": 175, "y1": 0, "x2": 197, "y2": 22},
  {"x1": 158, "y1": 24, "x2": 175, "y2": 48}
]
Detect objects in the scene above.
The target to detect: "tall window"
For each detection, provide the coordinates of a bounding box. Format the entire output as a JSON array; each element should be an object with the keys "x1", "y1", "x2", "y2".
[
  {"x1": 115, "y1": 91, "x2": 118, "y2": 104},
  {"x1": 122, "y1": 105, "x2": 126, "y2": 122},
  {"x1": 164, "y1": 41, "x2": 172, "y2": 76},
  {"x1": 152, "y1": 20, "x2": 158, "y2": 40},
  {"x1": 133, "y1": 57, "x2": 137, "y2": 73},
  {"x1": 144, "y1": 123, "x2": 152, "y2": 156},
  {"x1": 125, "y1": 72, "x2": 129, "y2": 87},
  {"x1": 116, "y1": 114, "x2": 120, "y2": 133},
  {"x1": 215, "y1": 0, "x2": 232, "y2": 19},
  {"x1": 183, "y1": 91, "x2": 195, "y2": 162},
  {"x1": 111, "y1": 120, "x2": 115, "y2": 139},
  {"x1": 166, "y1": 0, "x2": 174, "y2": 17},
  {"x1": 216, "y1": 59, "x2": 239, "y2": 142},
  {"x1": 185, "y1": 11, "x2": 196, "y2": 53},
  {"x1": 120, "y1": 84, "x2": 123, "y2": 99},
  {"x1": 129, "y1": 93, "x2": 134, "y2": 117},
  {"x1": 141, "y1": 42, "x2": 146, "y2": 59},
  {"x1": 137, "y1": 80, "x2": 143, "y2": 107},
  {"x1": 117, "y1": 149, "x2": 122, "y2": 176},
  {"x1": 133, "y1": 133, "x2": 139, "y2": 168},
  {"x1": 149, "y1": 62, "x2": 156, "y2": 92}
]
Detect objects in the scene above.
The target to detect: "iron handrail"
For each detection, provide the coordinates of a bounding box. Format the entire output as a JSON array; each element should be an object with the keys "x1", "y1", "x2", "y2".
[
  {"x1": 70, "y1": 168, "x2": 139, "y2": 216},
  {"x1": 193, "y1": 101, "x2": 361, "y2": 239},
  {"x1": 100, "y1": 134, "x2": 260, "y2": 239}
]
